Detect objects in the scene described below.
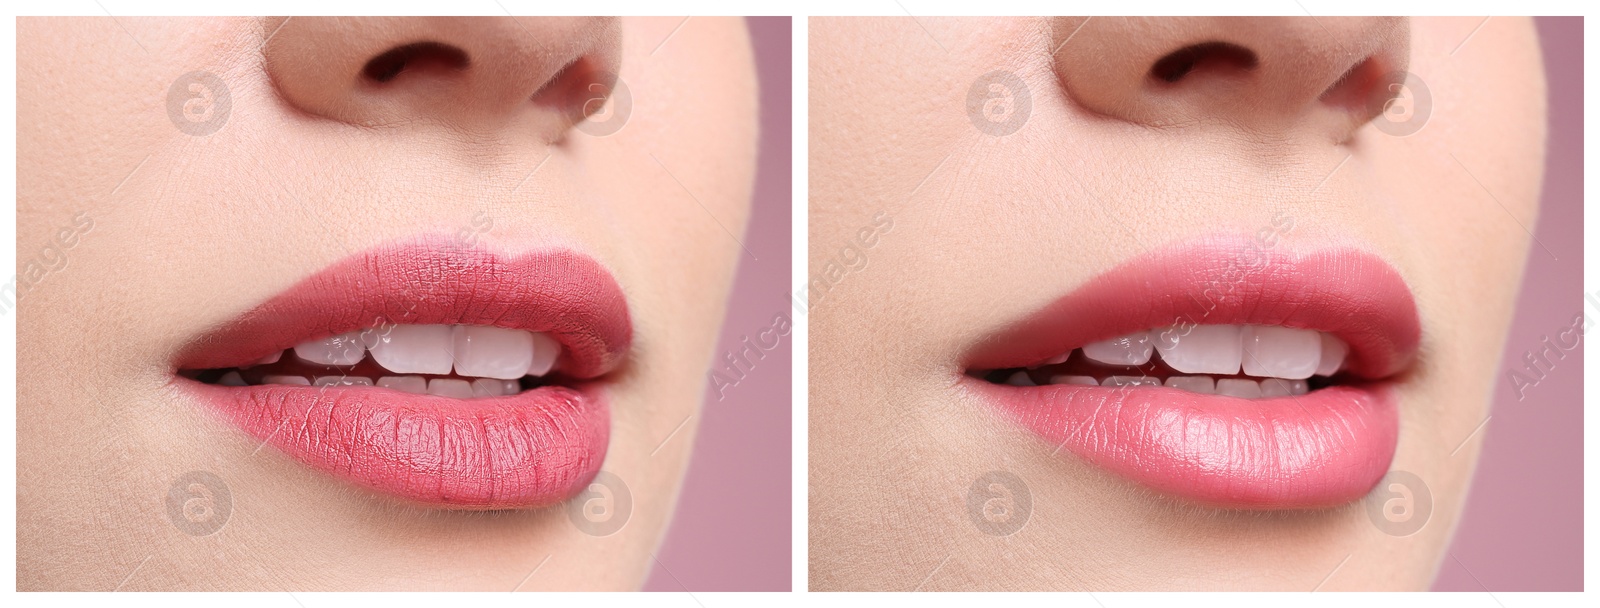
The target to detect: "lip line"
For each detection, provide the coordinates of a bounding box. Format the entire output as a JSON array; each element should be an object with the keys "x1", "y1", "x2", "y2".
[
  {"x1": 961, "y1": 235, "x2": 1421, "y2": 382},
  {"x1": 173, "y1": 237, "x2": 634, "y2": 380}
]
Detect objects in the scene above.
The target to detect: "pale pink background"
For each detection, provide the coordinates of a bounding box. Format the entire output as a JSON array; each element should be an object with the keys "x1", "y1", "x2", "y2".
[
  {"x1": 643, "y1": 16, "x2": 792, "y2": 592},
  {"x1": 1431, "y1": 16, "x2": 1582, "y2": 592}
]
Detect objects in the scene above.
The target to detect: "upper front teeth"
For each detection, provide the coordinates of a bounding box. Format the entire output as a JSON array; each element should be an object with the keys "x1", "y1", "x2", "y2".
[
  {"x1": 528, "y1": 332, "x2": 560, "y2": 377},
  {"x1": 294, "y1": 331, "x2": 368, "y2": 366},
  {"x1": 289, "y1": 324, "x2": 561, "y2": 379},
  {"x1": 452, "y1": 325, "x2": 535, "y2": 380},
  {"x1": 369, "y1": 324, "x2": 454, "y2": 375},
  {"x1": 1081, "y1": 331, "x2": 1154, "y2": 366},
  {"x1": 1239, "y1": 326, "x2": 1321, "y2": 380},
  {"x1": 1154, "y1": 324, "x2": 1246, "y2": 375},
  {"x1": 1077, "y1": 324, "x2": 1345, "y2": 380},
  {"x1": 1315, "y1": 332, "x2": 1348, "y2": 377}
]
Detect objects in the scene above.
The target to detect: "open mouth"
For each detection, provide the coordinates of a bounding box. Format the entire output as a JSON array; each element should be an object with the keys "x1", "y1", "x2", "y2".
[
  {"x1": 976, "y1": 324, "x2": 1350, "y2": 398},
  {"x1": 181, "y1": 324, "x2": 567, "y2": 398},
  {"x1": 963, "y1": 236, "x2": 1420, "y2": 509},
  {"x1": 173, "y1": 239, "x2": 632, "y2": 510}
]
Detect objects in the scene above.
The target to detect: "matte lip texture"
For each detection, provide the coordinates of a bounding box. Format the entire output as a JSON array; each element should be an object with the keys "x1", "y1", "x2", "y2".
[
  {"x1": 174, "y1": 240, "x2": 632, "y2": 509},
  {"x1": 964, "y1": 236, "x2": 1420, "y2": 508}
]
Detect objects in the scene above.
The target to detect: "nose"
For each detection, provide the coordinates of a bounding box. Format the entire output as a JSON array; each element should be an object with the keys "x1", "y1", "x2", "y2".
[
  {"x1": 1052, "y1": 17, "x2": 1409, "y2": 140},
  {"x1": 262, "y1": 17, "x2": 621, "y2": 139}
]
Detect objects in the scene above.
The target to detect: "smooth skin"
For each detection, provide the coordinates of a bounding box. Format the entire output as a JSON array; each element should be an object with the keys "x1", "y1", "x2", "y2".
[
  {"x1": 808, "y1": 17, "x2": 1544, "y2": 590},
  {"x1": 17, "y1": 17, "x2": 756, "y2": 590}
]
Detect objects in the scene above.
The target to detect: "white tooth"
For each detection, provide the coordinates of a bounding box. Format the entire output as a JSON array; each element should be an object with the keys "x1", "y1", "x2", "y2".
[
  {"x1": 1044, "y1": 352, "x2": 1070, "y2": 365},
  {"x1": 1049, "y1": 375, "x2": 1099, "y2": 386},
  {"x1": 1164, "y1": 375, "x2": 1216, "y2": 394},
  {"x1": 262, "y1": 375, "x2": 310, "y2": 386},
  {"x1": 1216, "y1": 378, "x2": 1263, "y2": 399},
  {"x1": 1241, "y1": 326, "x2": 1321, "y2": 380},
  {"x1": 369, "y1": 324, "x2": 455, "y2": 375},
  {"x1": 427, "y1": 378, "x2": 474, "y2": 398},
  {"x1": 527, "y1": 332, "x2": 560, "y2": 377},
  {"x1": 502, "y1": 379, "x2": 521, "y2": 395},
  {"x1": 314, "y1": 376, "x2": 373, "y2": 387},
  {"x1": 1290, "y1": 379, "x2": 1309, "y2": 395},
  {"x1": 294, "y1": 331, "x2": 366, "y2": 366},
  {"x1": 1082, "y1": 331, "x2": 1154, "y2": 366},
  {"x1": 1154, "y1": 325, "x2": 1243, "y2": 375},
  {"x1": 246, "y1": 350, "x2": 283, "y2": 368},
  {"x1": 1315, "y1": 333, "x2": 1348, "y2": 377},
  {"x1": 356, "y1": 324, "x2": 390, "y2": 349},
  {"x1": 1259, "y1": 378, "x2": 1293, "y2": 398},
  {"x1": 377, "y1": 376, "x2": 428, "y2": 394},
  {"x1": 472, "y1": 378, "x2": 508, "y2": 398},
  {"x1": 1102, "y1": 376, "x2": 1160, "y2": 387},
  {"x1": 1005, "y1": 371, "x2": 1036, "y2": 387},
  {"x1": 218, "y1": 371, "x2": 247, "y2": 386},
  {"x1": 453, "y1": 326, "x2": 535, "y2": 380}
]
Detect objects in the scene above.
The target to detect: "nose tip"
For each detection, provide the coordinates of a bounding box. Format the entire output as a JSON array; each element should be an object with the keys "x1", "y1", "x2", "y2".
[
  {"x1": 1053, "y1": 16, "x2": 1409, "y2": 139},
  {"x1": 262, "y1": 16, "x2": 621, "y2": 138}
]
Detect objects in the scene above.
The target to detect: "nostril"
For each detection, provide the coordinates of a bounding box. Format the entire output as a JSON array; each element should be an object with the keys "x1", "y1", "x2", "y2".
[
  {"x1": 1149, "y1": 41, "x2": 1259, "y2": 84},
  {"x1": 529, "y1": 56, "x2": 616, "y2": 122},
  {"x1": 1317, "y1": 56, "x2": 1386, "y2": 113},
  {"x1": 361, "y1": 42, "x2": 470, "y2": 83}
]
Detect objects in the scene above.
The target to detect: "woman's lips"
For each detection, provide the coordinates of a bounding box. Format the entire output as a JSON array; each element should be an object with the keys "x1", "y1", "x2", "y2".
[
  {"x1": 174, "y1": 239, "x2": 632, "y2": 509},
  {"x1": 964, "y1": 237, "x2": 1421, "y2": 508}
]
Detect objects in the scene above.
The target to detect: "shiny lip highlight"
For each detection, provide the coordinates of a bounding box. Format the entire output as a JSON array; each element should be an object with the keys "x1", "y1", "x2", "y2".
[
  {"x1": 172, "y1": 239, "x2": 633, "y2": 509},
  {"x1": 964, "y1": 236, "x2": 1421, "y2": 508}
]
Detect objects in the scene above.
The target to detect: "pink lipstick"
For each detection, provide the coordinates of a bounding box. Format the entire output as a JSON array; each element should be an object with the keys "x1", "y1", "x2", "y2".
[{"x1": 173, "y1": 239, "x2": 632, "y2": 509}]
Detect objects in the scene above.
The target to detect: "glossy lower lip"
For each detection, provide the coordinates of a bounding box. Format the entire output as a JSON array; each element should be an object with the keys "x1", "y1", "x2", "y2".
[
  {"x1": 174, "y1": 239, "x2": 632, "y2": 509},
  {"x1": 964, "y1": 236, "x2": 1420, "y2": 508}
]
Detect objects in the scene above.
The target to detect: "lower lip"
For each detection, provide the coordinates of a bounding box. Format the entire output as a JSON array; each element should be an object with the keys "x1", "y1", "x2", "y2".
[
  {"x1": 188, "y1": 381, "x2": 609, "y2": 509},
  {"x1": 971, "y1": 381, "x2": 1398, "y2": 508}
]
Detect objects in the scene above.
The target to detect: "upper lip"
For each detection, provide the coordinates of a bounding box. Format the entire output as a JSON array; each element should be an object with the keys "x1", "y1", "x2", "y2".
[
  {"x1": 174, "y1": 238, "x2": 633, "y2": 379},
  {"x1": 963, "y1": 234, "x2": 1420, "y2": 381}
]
